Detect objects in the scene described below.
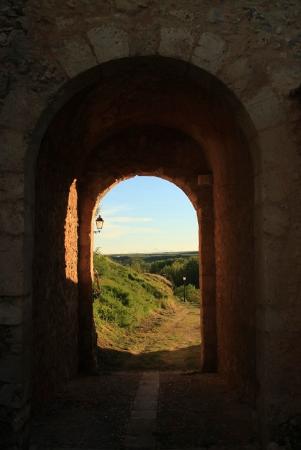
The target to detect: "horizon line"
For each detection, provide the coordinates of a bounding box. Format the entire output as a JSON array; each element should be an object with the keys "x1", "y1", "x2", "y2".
[{"x1": 99, "y1": 250, "x2": 199, "y2": 256}]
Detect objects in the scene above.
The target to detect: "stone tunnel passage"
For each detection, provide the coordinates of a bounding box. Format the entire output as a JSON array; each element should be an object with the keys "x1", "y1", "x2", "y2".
[
  {"x1": 31, "y1": 372, "x2": 258, "y2": 450},
  {"x1": 32, "y1": 56, "x2": 255, "y2": 439},
  {"x1": 81, "y1": 127, "x2": 218, "y2": 377}
]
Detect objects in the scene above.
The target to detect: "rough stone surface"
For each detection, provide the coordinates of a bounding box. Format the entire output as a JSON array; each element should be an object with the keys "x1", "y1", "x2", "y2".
[
  {"x1": 192, "y1": 32, "x2": 226, "y2": 74},
  {"x1": 0, "y1": 236, "x2": 25, "y2": 296},
  {"x1": 129, "y1": 26, "x2": 160, "y2": 56},
  {"x1": 53, "y1": 38, "x2": 97, "y2": 78},
  {"x1": 0, "y1": 0, "x2": 301, "y2": 448},
  {"x1": 0, "y1": 87, "x2": 44, "y2": 131},
  {"x1": 222, "y1": 57, "x2": 253, "y2": 95},
  {"x1": 87, "y1": 24, "x2": 129, "y2": 63},
  {"x1": 0, "y1": 173, "x2": 24, "y2": 201},
  {"x1": 159, "y1": 27, "x2": 194, "y2": 60},
  {"x1": 246, "y1": 87, "x2": 286, "y2": 130},
  {"x1": 0, "y1": 297, "x2": 23, "y2": 326},
  {"x1": 0, "y1": 129, "x2": 26, "y2": 171}
]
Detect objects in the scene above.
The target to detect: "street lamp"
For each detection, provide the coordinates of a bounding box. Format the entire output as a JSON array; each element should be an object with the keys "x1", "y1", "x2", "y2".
[
  {"x1": 94, "y1": 214, "x2": 104, "y2": 233},
  {"x1": 183, "y1": 276, "x2": 186, "y2": 302}
]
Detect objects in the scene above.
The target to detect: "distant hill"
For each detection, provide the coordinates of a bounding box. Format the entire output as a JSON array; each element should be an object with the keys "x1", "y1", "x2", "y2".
[{"x1": 109, "y1": 251, "x2": 198, "y2": 265}]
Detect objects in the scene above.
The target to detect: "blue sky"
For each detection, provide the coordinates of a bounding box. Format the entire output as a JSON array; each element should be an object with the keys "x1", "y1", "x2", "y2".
[{"x1": 93, "y1": 176, "x2": 198, "y2": 254}]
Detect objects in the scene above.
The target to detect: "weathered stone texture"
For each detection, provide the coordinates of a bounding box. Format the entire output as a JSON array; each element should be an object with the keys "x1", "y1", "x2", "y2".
[
  {"x1": 159, "y1": 27, "x2": 194, "y2": 60},
  {"x1": 0, "y1": 236, "x2": 25, "y2": 296},
  {"x1": 192, "y1": 32, "x2": 226, "y2": 74},
  {"x1": 87, "y1": 25, "x2": 129, "y2": 63},
  {"x1": 246, "y1": 87, "x2": 286, "y2": 131},
  {"x1": 0, "y1": 0, "x2": 301, "y2": 448},
  {"x1": 0, "y1": 297, "x2": 24, "y2": 326},
  {"x1": 54, "y1": 38, "x2": 97, "y2": 77},
  {"x1": 0, "y1": 129, "x2": 26, "y2": 171}
]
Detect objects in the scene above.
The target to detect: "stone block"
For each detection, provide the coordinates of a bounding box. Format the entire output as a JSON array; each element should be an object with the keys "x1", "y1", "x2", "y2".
[
  {"x1": 159, "y1": 27, "x2": 194, "y2": 60},
  {"x1": 0, "y1": 201, "x2": 24, "y2": 235},
  {"x1": 256, "y1": 305, "x2": 301, "y2": 333},
  {"x1": 129, "y1": 27, "x2": 159, "y2": 56},
  {"x1": 256, "y1": 125, "x2": 298, "y2": 169},
  {"x1": 0, "y1": 128, "x2": 26, "y2": 172},
  {"x1": 54, "y1": 38, "x2": 97, "y2": 78},
  {"x1": 268, "y1": 63, "x2": 300, "y2": 96},
  {"x1": 221, "y1": 57, "x2": 252, "y2": 95},
  {"x1": 192, "y1": 32, "x2": 226, "y2": 74},
  {"x1": 12, "y1": 403, "x2": 31, "y2": 431},
  {"x1": 255, "y1": 171, "x2": 290, "y2": 207},
  {"x1": 0, "y1": 235, "x2": 25, "y2": 296},
  {"x1": 0, "y1": 87, "x2": 44, "y2": 131},
  {"x1": 0, "y1": 382, "x2": 24, "y2": 408},
  {"x1": 0, "y1": 324, "x2": 23, "y2": 356},
  {"x1": 169, "y1": 9, "x2": 195, "y2": 23},
  {"x1": 0, "y1": 297, "x2": 23, "y2": 325},
  {"x1": 115, "y1": 0, "x2": 151, "y2": 12},
  {"x1": 207, "y1": 7, "x2": 224, "y2": 24},
  {"x1": 55, "y1": 17, "x2": 75, "y2": 31},
  {"x1": 0, "y1": 354, "x2": 23, "y2": 383},
  {"x1": 0, "y1": 173, "x2": 24, "y2": 201},
  {"x1": 87, "y1": 24, "x2": 129, "y2": 63},
  {"x1": 246, "y1": 87, "x2": 286, "y2": 131}
]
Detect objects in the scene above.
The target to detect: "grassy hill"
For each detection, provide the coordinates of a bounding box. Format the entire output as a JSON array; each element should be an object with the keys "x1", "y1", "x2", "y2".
[
  {"x1": 93, "y1": 254, "x2": 201, "y2": 369},
  {"x1": 93, "y1": 254, "x2": 176, "y2": 346}
]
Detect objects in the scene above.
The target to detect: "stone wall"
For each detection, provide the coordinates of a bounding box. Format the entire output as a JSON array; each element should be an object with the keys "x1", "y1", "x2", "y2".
[
  {"x1": 0, "y1": 0, "x2": 301, "y2": 448},
  {"x1": 33, "y1": 153, "x2": 79, "y2": 404}
]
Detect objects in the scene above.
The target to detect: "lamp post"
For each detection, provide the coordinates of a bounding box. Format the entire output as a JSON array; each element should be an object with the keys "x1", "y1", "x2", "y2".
[
  {"x1": 94, "y1": 214, "x2": 104, "y2": 234},
  {"x1": 183, "y1": 276, "x2": 186, "y2": 302}
]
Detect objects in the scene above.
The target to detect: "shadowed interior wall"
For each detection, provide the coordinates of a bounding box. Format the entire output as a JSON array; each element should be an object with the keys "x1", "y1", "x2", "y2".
[
  {"x1": 33, "y1": 126, "x2": 79, "y2": 403},
  {"x1": 32, "y1": 57, "x2": 255, "y2": 405}
]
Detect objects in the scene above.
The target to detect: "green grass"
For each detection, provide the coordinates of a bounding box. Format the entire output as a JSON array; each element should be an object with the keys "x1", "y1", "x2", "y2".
[{"x1": 93, "y1": 254, "x2": 176, "y2": 331}]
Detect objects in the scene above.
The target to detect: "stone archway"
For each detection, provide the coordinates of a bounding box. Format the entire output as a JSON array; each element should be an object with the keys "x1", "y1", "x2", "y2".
[
  {"x1": 33, "y1": 56, "x2": 256, "y2": 407},
  {"x1": 78, "y1": 127, "x2": 217, "y2": 376}
]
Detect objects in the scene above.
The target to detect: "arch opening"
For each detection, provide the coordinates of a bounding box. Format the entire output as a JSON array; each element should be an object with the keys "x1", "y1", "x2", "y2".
[
  {"x1": 32, "y1": 56, "x2": 255, "y2": 409},
  {"x1": 91, "y1": 175, "x2": 202, "y2": 371}
]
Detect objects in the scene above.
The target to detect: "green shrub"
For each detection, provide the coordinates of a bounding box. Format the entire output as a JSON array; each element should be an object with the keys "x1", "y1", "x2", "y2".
[
  {"x1": 149, "y1": 256, "x2": 199, "y2": 288},
  {"x1": 174, "y1": 284, "x2": 200, "y2": 305},
  {"x1": 93, "y1": 253, "x2": 174, "y2": 329}
]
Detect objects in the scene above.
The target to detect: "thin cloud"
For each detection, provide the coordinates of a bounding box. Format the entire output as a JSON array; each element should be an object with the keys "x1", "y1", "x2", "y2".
[
  {"x1": 101, "y1": 204, "x2": 132, "y2": 216},
  {"x1": 109, "y1": 216, "x2": 153, "y2": 224},
  {"x1": 99, "y1": 224, "x2": 159, "y2": 240}
]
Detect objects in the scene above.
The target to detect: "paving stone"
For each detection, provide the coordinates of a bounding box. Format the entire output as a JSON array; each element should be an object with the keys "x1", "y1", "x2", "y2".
[{"x1": 124, "y1": 372, "x2": 159, "y2": 449}]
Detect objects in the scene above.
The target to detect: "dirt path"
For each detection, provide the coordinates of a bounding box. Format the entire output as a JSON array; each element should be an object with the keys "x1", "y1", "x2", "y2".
[{"x1": 98, "y1": 301, "x2": 202, "y2": 371}]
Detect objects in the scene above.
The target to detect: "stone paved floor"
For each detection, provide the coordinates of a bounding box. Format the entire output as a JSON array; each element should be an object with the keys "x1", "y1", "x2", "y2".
[{"x1": 30, "y1": 371, "x2": 259, "y2": 450}]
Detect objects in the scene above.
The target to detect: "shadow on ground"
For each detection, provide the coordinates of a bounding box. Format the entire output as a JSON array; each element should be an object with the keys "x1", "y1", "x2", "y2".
[{"x1": 97, "y1": 344, "x2": 202, "y2": 371}]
